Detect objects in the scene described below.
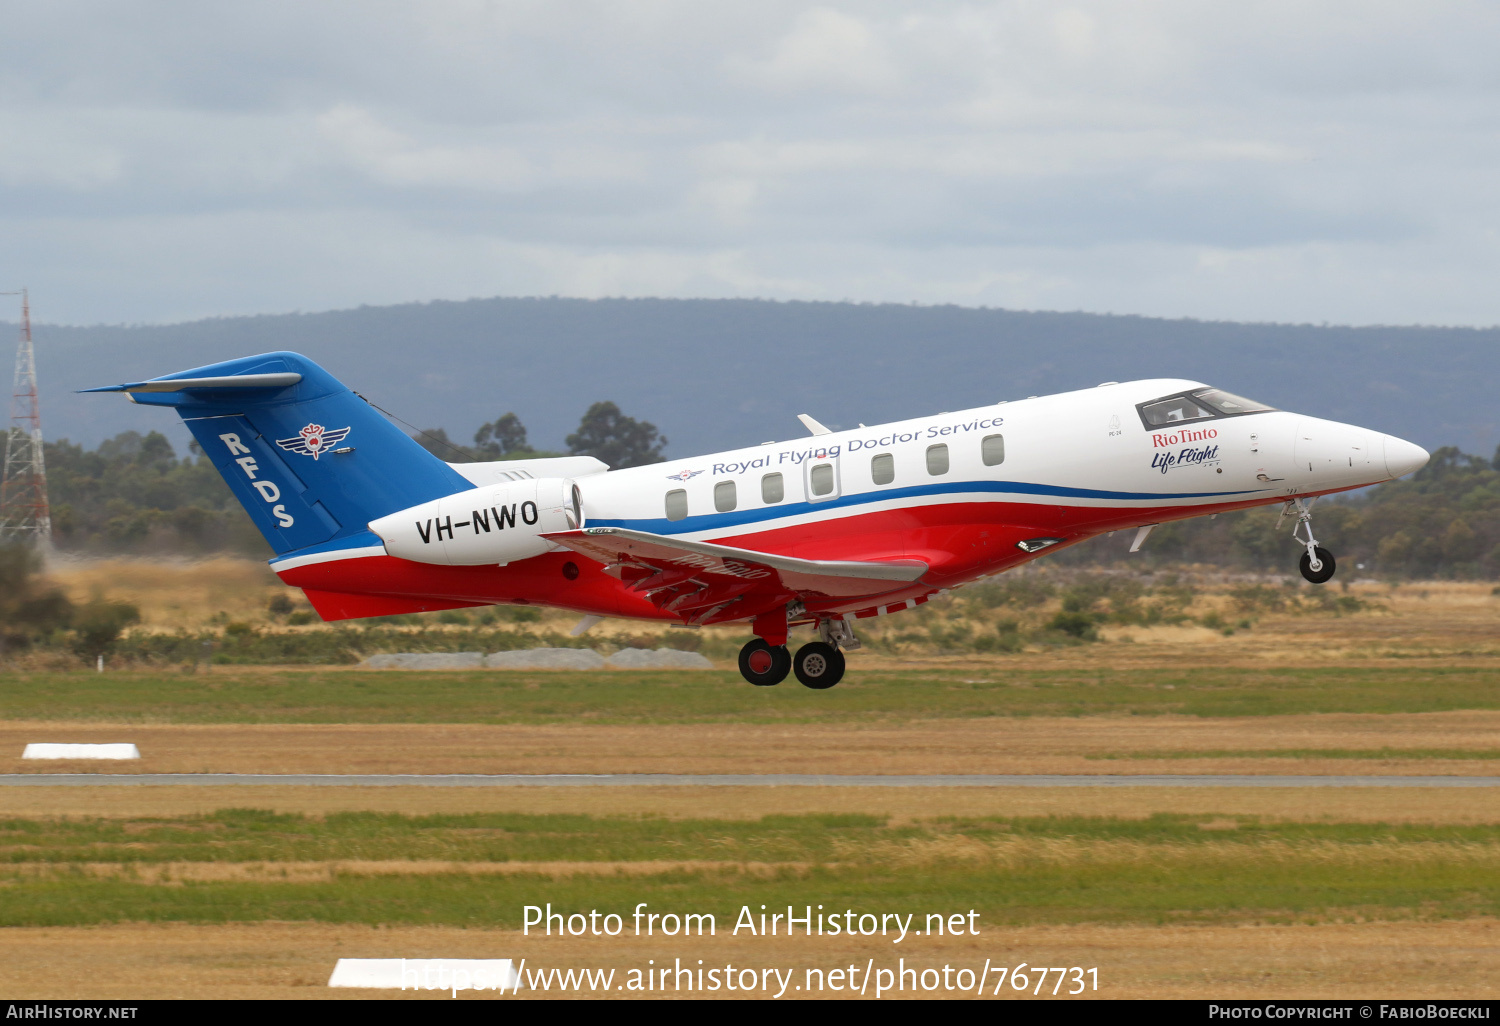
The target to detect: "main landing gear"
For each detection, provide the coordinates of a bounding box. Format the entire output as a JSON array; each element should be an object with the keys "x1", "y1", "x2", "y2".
[
  {"x1": 738, "y1": 638, "x2": 791, "y2": 687},
  {"x1": 737, "y1": 615, "x2": 856, "y2": 689},
  {"x1": 1284, "y1": 497, "x2": 1337, "y2": 584},
  {"x1": 792, "y1": 642, "x2": 844, "y2": 690}
]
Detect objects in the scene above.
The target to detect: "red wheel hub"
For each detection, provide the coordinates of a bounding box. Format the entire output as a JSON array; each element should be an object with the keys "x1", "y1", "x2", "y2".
[{"x1": 747, "y1": 648, "x2": 774, "y2": 674}]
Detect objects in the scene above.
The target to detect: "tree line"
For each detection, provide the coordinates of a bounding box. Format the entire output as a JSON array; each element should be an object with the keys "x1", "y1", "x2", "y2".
[
  {"x1": 410, "y1": 401, "x2": 666, "y2": 468},
  {"x1": 33, "y1": 401, "x2": 666, "y2": 556},
  {"x1": 27, "y1": 416, "x2": 1500, "y2": 579}
]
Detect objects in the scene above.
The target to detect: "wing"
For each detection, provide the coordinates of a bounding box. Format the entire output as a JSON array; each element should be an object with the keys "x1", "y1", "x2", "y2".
[
  {"x1": 542, "y1": 526, "x2": 927, "y2": 626},
  {"x1": 322, "y1": 427, "x2": 352, "y2": 446},
  {"x1": 275, "y1": 436, "x2": 313, "y2": 456}
]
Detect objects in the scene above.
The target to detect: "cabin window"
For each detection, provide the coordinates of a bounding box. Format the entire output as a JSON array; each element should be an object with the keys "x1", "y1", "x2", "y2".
[
  {"x1": 1140, "y1": 395, "x2": 1214, "y2": 426},
  {"x1": 926, "y1": 443, "x2": 949, "y2": 476},
  {"x1": 981, "y1": 434, "x2": 1005, "y2": 466},
  {"x1": 870, "y1": 453, "x2": 895, "y2": 485},
  {"x1": 714, "y1": 480, "x2": 737, "y2": 512},
  {"x1": 810, "y1": 463, "x2": 835, "y2": 496},
  {"x1": 761, "y1": 472, "x2": 784, "y2": 504},
  {"x1": 665, "y1": 488, "x2": 688, "y2": 521}
]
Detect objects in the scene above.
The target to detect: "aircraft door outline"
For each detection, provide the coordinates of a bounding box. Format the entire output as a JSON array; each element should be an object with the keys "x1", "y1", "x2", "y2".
[{"x1": 804, "y1": 450, "x2": 842, "y2": 504}]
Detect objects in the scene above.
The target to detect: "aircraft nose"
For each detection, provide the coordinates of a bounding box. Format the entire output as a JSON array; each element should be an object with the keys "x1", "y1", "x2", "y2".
[{"x1": 1383, "y1": 434, "x2": 1429, "y2": 480}]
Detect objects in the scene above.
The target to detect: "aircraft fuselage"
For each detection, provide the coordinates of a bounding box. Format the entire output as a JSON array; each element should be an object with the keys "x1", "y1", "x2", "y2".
[{"x1": 274, "y1": 377, "x2": 1427, "y2": 627}]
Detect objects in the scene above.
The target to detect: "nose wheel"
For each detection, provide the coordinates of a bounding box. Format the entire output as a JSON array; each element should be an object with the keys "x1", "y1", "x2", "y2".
[
  {"x1": 738, "y1": 638, "x2": 790, "y2": 686},
  {"x1": 1284, "y1": 497, "x2": 1337, "y2": 584},
  {"x1": 1299, "y1": 546, "x2": 1336, "y2": 584}
]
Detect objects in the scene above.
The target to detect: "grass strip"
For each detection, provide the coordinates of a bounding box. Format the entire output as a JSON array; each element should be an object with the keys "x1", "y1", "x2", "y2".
[
  {"x1": 3, "y1": 666, "x2": 1500, "y2": 723},
  {"x1": 5, "y1": 809, "x2": 1500, "y2": 864},
  {"x1": 7, "y1": 811, "x2": 1500, "y2": 928},
  {"x1": 2, "y1": 858, "x2": 1498, "y2": 929}
]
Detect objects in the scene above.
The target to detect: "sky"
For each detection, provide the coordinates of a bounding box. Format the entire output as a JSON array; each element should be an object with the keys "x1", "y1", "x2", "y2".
[{"x1": 3, "y1": 1, "x2": 1500, "y2": 327}]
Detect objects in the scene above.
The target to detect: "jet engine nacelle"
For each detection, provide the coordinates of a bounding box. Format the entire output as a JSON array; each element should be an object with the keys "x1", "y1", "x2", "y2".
[{"x1": 369, "y1": 478, "x2": 578, "y2": 566}]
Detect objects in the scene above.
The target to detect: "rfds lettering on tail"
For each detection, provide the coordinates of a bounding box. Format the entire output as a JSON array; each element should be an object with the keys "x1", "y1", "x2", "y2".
[{"x1": 86, "y1": 352, "x2": 1429, "y2": 690}]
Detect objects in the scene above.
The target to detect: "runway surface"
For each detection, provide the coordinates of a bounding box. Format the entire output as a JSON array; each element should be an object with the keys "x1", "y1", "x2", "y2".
[{"x1": 4, "y1": 773, "x2": 1500, "y2": 788}]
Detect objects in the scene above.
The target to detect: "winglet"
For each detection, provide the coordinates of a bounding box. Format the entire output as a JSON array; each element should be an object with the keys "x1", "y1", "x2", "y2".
[{"x1": 797, "y1": 414, "x2": 832, "y2": 436}]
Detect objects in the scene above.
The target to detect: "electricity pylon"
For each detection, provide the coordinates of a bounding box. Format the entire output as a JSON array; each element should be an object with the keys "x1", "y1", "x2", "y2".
[{"x1": 0, "y1": 289, "x2": 52, "y2": 546}]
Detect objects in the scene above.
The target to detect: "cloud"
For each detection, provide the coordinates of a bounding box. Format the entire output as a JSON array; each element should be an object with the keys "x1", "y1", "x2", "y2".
[
  {"x1": 727, "y1": 8, "x2": 903, "y2": 96},
  {"x1": 317, "y1": 105, "x2": 538, "y2": 191},
  {"x1": 0, "y1": 1, "x2": 1498, "y2": 326},
  {"x1": 0, "y1": 114, "x2": 124, "y2": 190}
]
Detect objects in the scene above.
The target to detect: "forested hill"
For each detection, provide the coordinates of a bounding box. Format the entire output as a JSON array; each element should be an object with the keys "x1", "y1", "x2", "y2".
[{"x1": 14, "y1": 297, "x2": 1500, "y2": 458}]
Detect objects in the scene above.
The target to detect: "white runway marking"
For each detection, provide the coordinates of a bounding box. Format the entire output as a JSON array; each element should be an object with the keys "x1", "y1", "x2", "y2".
[
  {"x1": 21, "y1": 744, "x2": 140, "y2": 760},
  {"x1": 328, "y1": 958, "x2": 520, "y2": 992},
  {"x1": 1, "y1": 773, "x2": 1498, "y2": 788}
]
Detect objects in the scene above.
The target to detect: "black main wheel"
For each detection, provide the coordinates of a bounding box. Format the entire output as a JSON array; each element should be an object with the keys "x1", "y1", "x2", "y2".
[
  {"x1": 1299, "y1": 546, "x2": 1336, "y2": 584},
  {"x1": 739, "y1": 638, "x2": 790, "y2": 686},
  {"x1": 793, "y1": 642, "x2": 846, "y2": 689}
]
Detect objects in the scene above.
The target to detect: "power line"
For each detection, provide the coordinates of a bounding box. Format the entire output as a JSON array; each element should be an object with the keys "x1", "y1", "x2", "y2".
[{"x1": 355, "y1": 392, "x2": 478, "y2": 463}]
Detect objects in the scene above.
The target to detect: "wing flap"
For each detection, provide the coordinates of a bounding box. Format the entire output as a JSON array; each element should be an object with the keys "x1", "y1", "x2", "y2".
[{"x1": 543, "y1": 526, "x2": 927, "y2": 601}]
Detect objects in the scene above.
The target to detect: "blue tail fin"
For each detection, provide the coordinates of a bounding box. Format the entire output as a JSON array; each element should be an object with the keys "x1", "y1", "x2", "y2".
[{"x1": 84, "y1": 352, "x2": 473, "y2": 556}]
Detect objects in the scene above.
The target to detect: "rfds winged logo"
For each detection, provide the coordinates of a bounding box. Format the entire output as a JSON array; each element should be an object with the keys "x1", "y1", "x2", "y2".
[
  {"x1": 276, "y1": 423, "x2": 351, "y2": 460},
  {"x1": 665, "y1": 469, "x2": 703, "y2": 482}
]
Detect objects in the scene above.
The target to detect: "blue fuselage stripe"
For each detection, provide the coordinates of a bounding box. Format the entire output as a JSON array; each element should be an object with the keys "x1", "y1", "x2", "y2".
[{"x1": 589, "y1": 479, "x2": 1259, "y2": 537}]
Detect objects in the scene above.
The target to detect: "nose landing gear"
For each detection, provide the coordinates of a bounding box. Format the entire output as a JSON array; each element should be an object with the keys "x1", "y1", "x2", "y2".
[
  {"x1": 1284, "y1": 497, "x2": 1337, "y2": 584},
  {"x1": 1299, "y1": 546, "x2": 1336, "y2": 585}
]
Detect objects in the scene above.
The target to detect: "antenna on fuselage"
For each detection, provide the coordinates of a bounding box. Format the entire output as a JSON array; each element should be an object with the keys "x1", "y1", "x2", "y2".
[{"x1": 797, "y1": 414, "x2": 832, "y2": 436}]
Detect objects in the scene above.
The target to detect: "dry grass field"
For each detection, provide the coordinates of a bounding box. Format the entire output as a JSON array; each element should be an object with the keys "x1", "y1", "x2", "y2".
[
  {"x1": 2, "y1": 920, "x2": 1496, "y2": 1000},
  {"x1": 41, "y1": 556, "x2": 1500, "y2": 667},
  {"x1": 49, "y1": 555, "x2": 287, "y2": 629},
  {"x1": 5, "y1": 558, "x2": 1500, "y2": 999}
]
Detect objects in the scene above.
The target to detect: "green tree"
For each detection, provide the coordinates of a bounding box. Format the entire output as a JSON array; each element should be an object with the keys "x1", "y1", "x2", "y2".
[
  {"x1": 70, "y1": 598, "x2": 141, "y2": 663},
  {"x1": 473, "y1": 413, "x2": 533, "y2": 457},
  {"x1": 45, "y1": 430, "x2": 265, "y2": 555},
  {"x1": 0, "y1": 543, "x2": 73, "y2": 656},
  {"x1": 566, "y1": 402, "x2": 667, "y2": 469},
  {"x1": 411, "y1": 427, "x2": 471, "y2": 461}
]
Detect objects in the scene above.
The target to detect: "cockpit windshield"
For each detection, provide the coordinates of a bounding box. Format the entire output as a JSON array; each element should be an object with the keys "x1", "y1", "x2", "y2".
[
  {"x1": 1192, "y1": 389, "x2": 1276, "y2": 416},
  {"x1": 1137, "y1": 388, "x2": 1276, "y2": 428},
  {"x1": 1140, "y1": 395, "x2": 1215, "y2": 426}
]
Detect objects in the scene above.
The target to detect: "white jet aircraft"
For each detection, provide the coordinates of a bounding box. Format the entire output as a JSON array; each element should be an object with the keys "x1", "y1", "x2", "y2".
[{"x1": 88, "y1": 353, "x2": 1429, "y2": 688}]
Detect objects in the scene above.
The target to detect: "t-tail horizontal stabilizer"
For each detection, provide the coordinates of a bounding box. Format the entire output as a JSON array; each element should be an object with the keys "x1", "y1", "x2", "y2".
[
  {"x1": 80, "y1": 373, "x2": 304, "y2": 394},
  {"x1": 83, "y1": 351, "x2": 475, "y2": 557}
]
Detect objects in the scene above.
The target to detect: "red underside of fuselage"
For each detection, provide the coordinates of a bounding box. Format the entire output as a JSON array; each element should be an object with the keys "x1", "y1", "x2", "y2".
[{"x1": 279, "y1": 490, "x2": 1320, "y2": 625}]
